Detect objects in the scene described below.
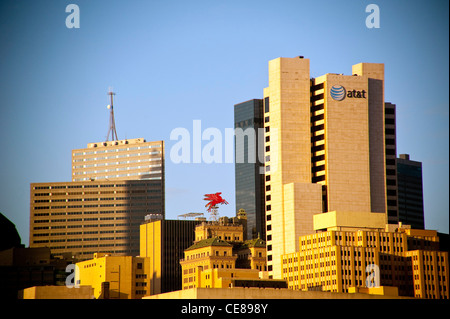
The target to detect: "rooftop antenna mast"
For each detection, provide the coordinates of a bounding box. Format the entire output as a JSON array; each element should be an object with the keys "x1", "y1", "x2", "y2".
[{"x1": 106, "y1": 87, "x2": 118, "y2": 141}]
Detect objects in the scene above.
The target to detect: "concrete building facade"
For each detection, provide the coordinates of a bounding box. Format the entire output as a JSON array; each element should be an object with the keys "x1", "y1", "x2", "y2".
[{"x1": 30, "y1": 180, "x2": 164, "y2": 260}]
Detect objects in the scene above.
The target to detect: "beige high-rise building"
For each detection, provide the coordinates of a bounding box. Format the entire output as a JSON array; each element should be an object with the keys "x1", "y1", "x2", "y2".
[
  {"x1": 30, "y1": 138, "x2": 165, "y2": 260},
  {"x1": 262, "y1": 56, "x2": 397, "y2": 279}
]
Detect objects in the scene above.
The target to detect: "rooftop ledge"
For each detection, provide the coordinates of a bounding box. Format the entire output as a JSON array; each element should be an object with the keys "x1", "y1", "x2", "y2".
[
  {"x1": 87, "y1": 138, "x2": 146, "y2": 148},
  {"x1": 313, "y1": 211, "x2": 387, "y2": 231}
]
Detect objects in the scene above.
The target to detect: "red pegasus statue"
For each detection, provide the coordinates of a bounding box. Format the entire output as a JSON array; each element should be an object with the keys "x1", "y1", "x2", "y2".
[{"x1": 204, "y1": 192, "x2": 229, "y2": 212}]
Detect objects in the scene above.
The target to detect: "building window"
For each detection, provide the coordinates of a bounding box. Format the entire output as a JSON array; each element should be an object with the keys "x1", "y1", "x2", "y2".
[
  {"x1": 137, "y1": 263, "x2": 143, "y2": 269},
  {"x1": 264, "y1": 97, "x2": 269, "y2": 113}
]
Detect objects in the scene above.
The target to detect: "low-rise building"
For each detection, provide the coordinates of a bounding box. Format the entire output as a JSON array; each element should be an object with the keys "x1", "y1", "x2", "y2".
[
  {"x1": 75, "y1": 253, "x2": 151, "y2": 299},
  {"x1": 21, "y1": 285, "x2": 94, "y2": 299},
  {"x1": 179, "y1": 210, "x2": 282, "y2": 290},
  {"x1": 144, "y1": 286, "x2": 410, "y2": 299},
  {"x1": 0, "y1": 246, "x2": 76, "y2": 299},
  {"x1": 139, "y1": 215, "x2": 201, "y2": 295},
  {"x1": 281, "y1": 211, "x2": 449, "y2": 299}
]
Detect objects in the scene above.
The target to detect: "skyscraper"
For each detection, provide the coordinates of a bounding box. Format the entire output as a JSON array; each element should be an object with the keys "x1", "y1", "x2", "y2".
[
  {"x1": 30, "y1": 179, "x2": 164, "y2": 260},
  {"x1": 30, "y1": 138, "x2": 165, "y2": 260},
  {"x1": 385, "y1": 102, "x2": 399, "y2": 224},
  {"x1": 259, "y1": 56, "x2": 396, "y2": 278},
  {"x1": 234, "y1": 99, "x2": 265, "y2": 240},
  {"x1": 397, "y1": 154, "x2": 425, "y2": 229}
]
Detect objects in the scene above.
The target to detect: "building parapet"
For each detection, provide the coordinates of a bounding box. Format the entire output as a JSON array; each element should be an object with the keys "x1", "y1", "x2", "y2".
[
  {"x1": 87, "y1": 138, "x2": 147, "y2": 148},
  {"x1": 313, "y1": 211, "x2": 387, "y2": 231}
]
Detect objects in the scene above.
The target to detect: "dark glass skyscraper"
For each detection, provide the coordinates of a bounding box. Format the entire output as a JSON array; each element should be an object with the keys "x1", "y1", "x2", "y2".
[
  {"x1": 397, "y1": 154, "x2": 425, "y2": 229},
  {"x1": 385, "y1": 102, "x2": 399, "y2": 224},
  {"x1": 234, "y1": 99, "x2": 265, "y2": 240}
]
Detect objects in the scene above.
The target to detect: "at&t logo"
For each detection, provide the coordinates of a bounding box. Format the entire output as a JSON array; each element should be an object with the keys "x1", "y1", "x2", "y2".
[
  {"x1": 330, "y1": 85, "x2": 367, "y2": 101},
  {"x1": 330, "y1": 85, "x2": 346, "y2": 101}
]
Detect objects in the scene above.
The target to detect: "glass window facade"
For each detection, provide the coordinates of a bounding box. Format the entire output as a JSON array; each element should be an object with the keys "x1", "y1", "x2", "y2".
[
  {"x1": 397, "y1": 156, "x2": 425, "y2": 229},
  {"x1": 234, "y1": 99, "x2": 265, "y2": 240}
]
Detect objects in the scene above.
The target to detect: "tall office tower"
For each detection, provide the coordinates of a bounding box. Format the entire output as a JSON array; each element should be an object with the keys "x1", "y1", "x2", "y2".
[
  {"x1": 140, "y1": 216, "x2": 201, "y2": 295},
  {"x1": 263, "y1": 57, "x2": 322, "y2": 279},
  {"x1": 234, "y1": 99, "x2": 265, "y2": 240},
  {"x1": 397, "y1": 154, "x2": 425, "y2": 229},
  {"x1": 30, "y1": 137, "x2": 165, "y2": 260},
  {"x1": 385, "y1": 103, "x2": 399, "y2": 224},
  {"x1": 262, "y1": 56, "x2": 394, "y2": 279},
  {"x1": 30, "y1": 180, "x2": 164, "y2": 260}
]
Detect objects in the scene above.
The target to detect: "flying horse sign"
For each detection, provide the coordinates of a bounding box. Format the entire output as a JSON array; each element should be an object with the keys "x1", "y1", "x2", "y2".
[{"x1": 203, "y1": 192, "x2": 229, "y2": 221}]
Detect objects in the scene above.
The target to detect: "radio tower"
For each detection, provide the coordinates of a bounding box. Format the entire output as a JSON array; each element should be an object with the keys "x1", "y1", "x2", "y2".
[{"x1": 106, "y1": 88, "x2": 118, "y2": 141}]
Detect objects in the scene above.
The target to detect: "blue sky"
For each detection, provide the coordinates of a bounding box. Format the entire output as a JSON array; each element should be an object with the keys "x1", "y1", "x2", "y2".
[{"x1": 0, "y1": 0, "x2": 448, "y2": 246}]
